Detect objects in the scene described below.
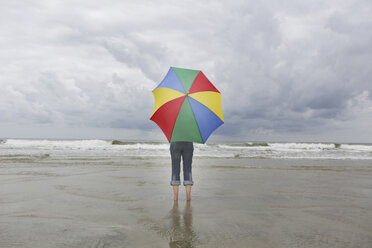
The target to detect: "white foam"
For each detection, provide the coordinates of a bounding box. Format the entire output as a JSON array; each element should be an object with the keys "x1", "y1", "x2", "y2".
[
  {"x1": 4, "y1": 139, "x2": 111, "y2": 150},
  {"x1": 0, "y1": 139, "x2": 371, "y2": 160},
  {"x1": 269, "y1": 142, "x2": 335, "y2": 150},
  {"x1": 341, "y1": 144, "x2": 372, "y2": 152}
]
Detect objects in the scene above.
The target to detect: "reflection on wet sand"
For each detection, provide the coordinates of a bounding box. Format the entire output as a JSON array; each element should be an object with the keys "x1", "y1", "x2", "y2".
[{"x1": 168, "y1": 201, "x2": 198, "y2": 248}]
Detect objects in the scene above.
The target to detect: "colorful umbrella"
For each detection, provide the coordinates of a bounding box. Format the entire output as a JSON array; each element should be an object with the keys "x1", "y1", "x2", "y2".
[{"x1": 150, "y1": 67, "x2": 224, "y2": 144}]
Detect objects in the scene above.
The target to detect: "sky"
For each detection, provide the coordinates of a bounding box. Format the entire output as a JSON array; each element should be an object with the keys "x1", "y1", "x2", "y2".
[{"x1": 1, "y1": 0, "x2": 372, "y2": 143}]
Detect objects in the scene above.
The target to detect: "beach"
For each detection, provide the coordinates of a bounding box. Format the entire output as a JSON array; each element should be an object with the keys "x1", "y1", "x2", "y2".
[{"x1": 1, "y1": 140, "x2": 372, "y2": 247}]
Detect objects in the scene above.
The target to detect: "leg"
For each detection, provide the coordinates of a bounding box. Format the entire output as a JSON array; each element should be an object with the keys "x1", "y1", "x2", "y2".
[
  {"x1": 173, "y1": 185, "x2": 179, "y2": 201},
  {"x1": 170, "y1": 143, "x2": 181, "y2": 199},
  {"x1": 182, "y1": 142, "x2": 194, "y2": 200},
  {"x1": 182, "y1": 142, "x2": 194, "y2": 186},
  {"x1": 185, "y1": 185, "x2": 191, "y2": 201}
]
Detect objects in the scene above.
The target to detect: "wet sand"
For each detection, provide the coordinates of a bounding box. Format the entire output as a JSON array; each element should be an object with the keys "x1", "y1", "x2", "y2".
[{"x1": 0, "y1": 158, "x2": 372, "y2": 247}]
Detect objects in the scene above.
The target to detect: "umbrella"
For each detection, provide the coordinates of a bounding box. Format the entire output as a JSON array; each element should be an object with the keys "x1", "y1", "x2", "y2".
[{"x1": 150, "y1": 66, "x2": 224, "y2": 144}]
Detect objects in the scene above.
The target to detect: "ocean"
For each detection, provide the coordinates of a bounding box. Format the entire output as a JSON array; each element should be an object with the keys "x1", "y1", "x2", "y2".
[
  {"x1": 1, "y1": 139, "x2": 371, "y2": 163},
  {"x1": 1, "y1": 138, "x2": 372, "y2": 247}
]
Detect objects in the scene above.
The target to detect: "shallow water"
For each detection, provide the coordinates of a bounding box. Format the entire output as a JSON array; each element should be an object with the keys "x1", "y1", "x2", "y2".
[{"x1": 0, "y1": 143, "x2": 372, "y2": 247}]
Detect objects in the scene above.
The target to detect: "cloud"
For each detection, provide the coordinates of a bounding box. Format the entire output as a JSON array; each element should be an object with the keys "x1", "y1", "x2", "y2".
[
  {"x1": 0, "y1": 0, "x2": 371, "y2": 142},
  {"x1": 100, "y1": 35, "x2": 168, "y2": 80},
  {"x1": 212, "y1": 0, "x2": 372, "y2": 139}
]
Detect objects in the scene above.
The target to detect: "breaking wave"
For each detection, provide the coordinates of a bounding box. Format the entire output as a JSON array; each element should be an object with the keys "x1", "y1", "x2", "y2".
[
  {"x1": 227, "y1": 142, "x2": 269, "y2": 147},
  {"x1": 0, "y1": 139, "x2": 371, "y2": 160}
]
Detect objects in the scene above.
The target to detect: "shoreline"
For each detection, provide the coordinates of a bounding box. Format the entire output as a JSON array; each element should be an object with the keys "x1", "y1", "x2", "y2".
[{"x1": 1, "y1": 157, "x2": 372, "y2": 247}]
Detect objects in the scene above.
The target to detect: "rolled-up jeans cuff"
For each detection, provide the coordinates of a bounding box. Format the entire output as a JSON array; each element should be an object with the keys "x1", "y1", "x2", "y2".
[
  {"x1": 170, "y1": 180, "x2": 181, "y2": 186},
  {"x1": 183, "y1": 180, "x2": 194, "y2": 186}
]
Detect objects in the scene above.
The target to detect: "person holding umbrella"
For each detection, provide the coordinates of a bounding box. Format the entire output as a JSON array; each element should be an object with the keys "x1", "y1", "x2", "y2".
[
  {"x1": 170, "y1": 141, "x2": 194, "y2": 201},
  {"x1": 150, "y1": 67, "x2": 224, "y2": 201}
]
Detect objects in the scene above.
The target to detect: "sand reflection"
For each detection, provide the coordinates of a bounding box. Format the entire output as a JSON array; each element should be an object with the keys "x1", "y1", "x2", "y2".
[{"x1": 168, "y1": 201, "x2": 198, "y2": 248}]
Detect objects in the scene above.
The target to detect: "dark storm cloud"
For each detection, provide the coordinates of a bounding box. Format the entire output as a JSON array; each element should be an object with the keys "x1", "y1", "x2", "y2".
[
  {"x1": 210, "y1": 0, "x2": 372, "y2": 140},
  {"x1": 100, "y1": 35, "x2": 168, "y2": 80}
]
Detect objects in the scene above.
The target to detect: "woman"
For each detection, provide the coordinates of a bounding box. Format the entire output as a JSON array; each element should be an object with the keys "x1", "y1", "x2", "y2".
[{"x1": 170, "y1": 141, "x2": 194, "y2": 201}]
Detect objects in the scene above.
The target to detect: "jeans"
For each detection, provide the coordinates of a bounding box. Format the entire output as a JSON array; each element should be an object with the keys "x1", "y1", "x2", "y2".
[{"x1": 170, "y1": 142, "x2": 194, "y2": 186}]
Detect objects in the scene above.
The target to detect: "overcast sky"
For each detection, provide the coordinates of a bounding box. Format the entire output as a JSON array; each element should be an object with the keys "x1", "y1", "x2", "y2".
[{"x1": 1, "y1": 0, "x2": 371, "y2": 143}]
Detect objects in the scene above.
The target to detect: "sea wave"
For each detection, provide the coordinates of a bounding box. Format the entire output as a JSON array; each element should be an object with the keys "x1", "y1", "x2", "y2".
[
  {"x1": 0, "y1": 153, "x2": 50, "y2": 161},
  {"x1": 221, "y1": 142, "x2": 269, "y2": 147},
  {"x1": 2, "y1": 139, "x2": 112, "y2": 149},
  {"x1": 0, "y1": 139, "x2": 371, "y2": 160}
]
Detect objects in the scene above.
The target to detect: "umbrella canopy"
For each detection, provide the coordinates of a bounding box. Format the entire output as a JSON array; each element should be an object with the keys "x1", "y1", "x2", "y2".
[{"x1": 150, "y1": 67, "x2": 224, "y2": 144}]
